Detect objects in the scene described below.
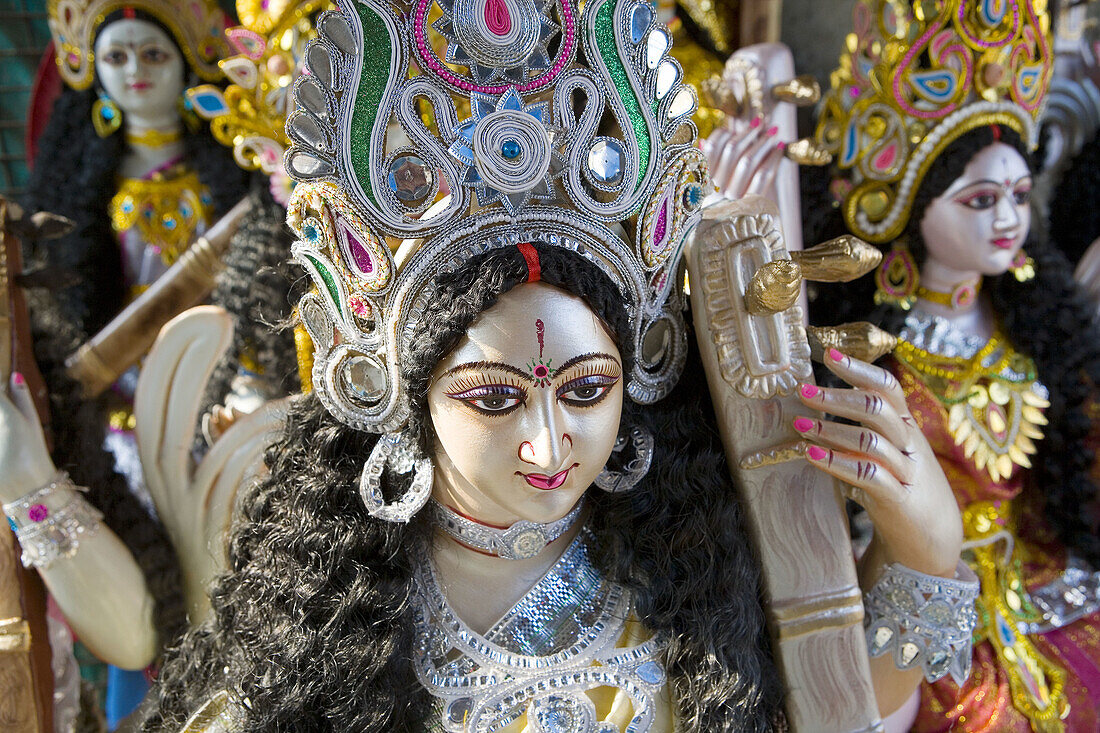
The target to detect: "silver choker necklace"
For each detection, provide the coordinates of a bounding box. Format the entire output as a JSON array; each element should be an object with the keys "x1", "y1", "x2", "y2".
[{"x1": 429, "y1": 499, "x2": 585, "y2": 560}]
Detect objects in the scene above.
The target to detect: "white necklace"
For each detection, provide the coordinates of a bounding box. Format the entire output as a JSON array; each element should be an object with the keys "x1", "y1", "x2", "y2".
[{"x1": 429, "y1": 499, "x2": 584, "y2": 560}]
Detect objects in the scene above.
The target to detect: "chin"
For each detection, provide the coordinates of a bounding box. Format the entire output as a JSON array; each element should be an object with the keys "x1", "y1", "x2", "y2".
[{"x1": 515, "y1": 486, "x2": 587, "y2": 523}]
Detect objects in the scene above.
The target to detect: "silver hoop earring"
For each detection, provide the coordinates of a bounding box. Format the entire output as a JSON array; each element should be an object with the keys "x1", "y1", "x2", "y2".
[
  {"x1": 359, "y1": 433, "x2": 434, "y2": 522},
  {"x1": 594, "y1": 427, "x2": 653, "y2": 493}
]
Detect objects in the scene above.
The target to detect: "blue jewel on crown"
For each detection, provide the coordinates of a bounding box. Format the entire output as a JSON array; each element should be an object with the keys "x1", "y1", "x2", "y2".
[{"x1": 447, "y1": 86, "x2": 565, "y2": 214}]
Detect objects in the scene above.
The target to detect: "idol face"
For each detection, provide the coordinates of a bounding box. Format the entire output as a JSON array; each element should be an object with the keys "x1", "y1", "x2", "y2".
[
  {"x1": 919, "y1": 141, "x2": 1032, "y2": 277},
  {"x1": 94, "y1": 19, "x2": 185, "y2": 123},
  {"x1": 428, "y1": 283, "x2": 623, "y2": 527}
]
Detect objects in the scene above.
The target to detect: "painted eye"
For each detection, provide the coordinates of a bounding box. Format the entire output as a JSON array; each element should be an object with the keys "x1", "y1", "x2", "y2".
[
  {"x1": 141, "y1": 46, "x2": 171, "y2": 64},
  {"x1": 447, "y1": 385, "x2": 525, "y2": 415},
  {"x1": 1013, "y1": 187, "x2": 1031, "y2": 205},
  {"x1": 102, "y1": 49, "x2": 128, "y2": 65},
  {"x1": 959, "y1": 192, "x2": 997, "y2": 209},
  {"x1": 557, "y1": 375, "x2": 619, "y2": 407}
]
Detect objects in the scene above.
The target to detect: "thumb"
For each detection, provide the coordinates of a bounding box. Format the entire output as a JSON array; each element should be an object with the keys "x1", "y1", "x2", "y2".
[{"x1": 10, "y1": 372, "x2": 42, "y2": 427}]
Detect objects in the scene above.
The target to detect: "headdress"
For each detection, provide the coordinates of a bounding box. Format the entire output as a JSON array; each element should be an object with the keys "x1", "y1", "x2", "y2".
[
  {"x1": 48, "y1": 0, "x2": 229, "y2": 90},
  {"x1": 815, "y1": 0, "x2": 1053, "y2": 244},
  {"x1": 285, "y1": 0, "x2": 707, "y2": 436},
  {"x1": 188, "y1": 1, "x2": 331, "y2": 173}
]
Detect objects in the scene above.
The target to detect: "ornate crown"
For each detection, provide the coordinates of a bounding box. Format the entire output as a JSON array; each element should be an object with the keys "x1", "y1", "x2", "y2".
[
  {"x1": 284, "y1": 0, "x2": 707, "y2": 434},
  {"x1": 48, "y1": 0, "x2": 229, "y2": 91},
  {"x1": 188, "y1": 1, "x2": 331, "y2": 173},
  {"x1": 814, "y1": 0, "x2": 1053, "y2": 244}
]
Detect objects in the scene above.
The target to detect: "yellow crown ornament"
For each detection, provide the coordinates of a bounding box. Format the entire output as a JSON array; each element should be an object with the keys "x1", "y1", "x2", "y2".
[
  {"x1": 815, "y1": 0, "x2": 1052, "y2": 244},
  {"x1": 186, "y1": 0, "x2": 331, "y2": 174},
  {"x1": 48, "y1": 0, "x2": 229, "y2": 91}
]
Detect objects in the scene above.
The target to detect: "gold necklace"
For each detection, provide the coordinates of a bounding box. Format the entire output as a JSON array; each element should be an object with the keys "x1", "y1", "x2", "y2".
[
  {"x1": 896, "y1": 329, "x2": 1048, "y2": 482},
  {"x1": 125, "y1": 127, "x2": 184, "y2": 148},
  {"x1": 915, "y1": 278, "x2": 981, "y2": 310},
  {"x1": 108, "y1": 163, "x2": 213, "y2": 266}
]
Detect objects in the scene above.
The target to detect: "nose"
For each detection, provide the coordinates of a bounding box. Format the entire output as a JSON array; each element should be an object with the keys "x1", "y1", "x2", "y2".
[
  {"x1": 125, "y1": 53, "x2": 140, "y2": 75},
  {"x1": 992, "y1": 191, "x2": 1021, "y2": 232},
  {"x1": 518, "y1": 396, "x2": 571, "y2": 471}
]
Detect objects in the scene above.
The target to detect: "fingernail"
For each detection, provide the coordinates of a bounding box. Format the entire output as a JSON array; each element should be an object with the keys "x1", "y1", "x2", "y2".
[
  {"x1": 750, "y1": 116, "x2": 762, "y2": 129},
  {"x1": 776, "y1": 141, "x2": 786, "y2": 151},
  {"x1": 828, "y1": 348, "x2": 844, "y2": 362},
  {"x1": 799, "y1": 384, "x2": 819, "y2": 399},
  {"x1": 13, "y1": 372, "x2": 24, "y2": 386},
  {"x1": 766, "y1": 125, "x2": 778, "y2": 136},
  {"x1": 807, "y1": 445, "x2": 828, "y2": 461},
  {"x1": 793, "y1": 417, "x2": 814, "y2": 433}
]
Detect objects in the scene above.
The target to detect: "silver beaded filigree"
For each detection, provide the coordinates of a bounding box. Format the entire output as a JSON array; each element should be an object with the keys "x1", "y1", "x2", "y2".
[
  {"x1": 284, "y1": 0, "x2": 708, "y2": 443},
  {"x1": 430, "y1": 499, "x2": 584, "y2": 560},
  {"x1": 863, "y1": 560, "x2": 979, "y2": 685},
  {"x1": 3, "y1": 473, "x2": 103, "y2": 570},
  {"x1": 415, "y1": 529, "x2": 667, "y2": 732},
  {"x1": 1018, "y1": 556, "x2": 1100, "y2": 635}
]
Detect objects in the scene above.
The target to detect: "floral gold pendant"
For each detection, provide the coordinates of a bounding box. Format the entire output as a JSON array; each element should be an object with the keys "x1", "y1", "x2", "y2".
[{"x1": 948, "y1": 380, "x2": 1048, "y2": 482}]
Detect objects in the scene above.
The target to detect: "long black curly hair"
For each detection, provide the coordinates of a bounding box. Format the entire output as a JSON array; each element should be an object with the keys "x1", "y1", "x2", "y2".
[
  {"x1": 805, "y1": 125, "x2": 1100, "y2": 566},
  {"x1": 143, "y1": 242, "x2": 785, "y2": 732},
  {"x1": 1049, "y1": 128, "x2": 1100, "y2": 267},
  {"x1": 21, "y1": 8, "x2": 252, "y2": 649}
]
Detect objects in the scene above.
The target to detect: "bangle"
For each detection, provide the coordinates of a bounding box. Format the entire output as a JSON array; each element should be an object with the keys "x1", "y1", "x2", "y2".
[
  {"x1": 864, "y1": 560, "x2": 979, "y2": 685},
  {"x1": 3, "y1": 473, "x2": 102, "y2": 570}
]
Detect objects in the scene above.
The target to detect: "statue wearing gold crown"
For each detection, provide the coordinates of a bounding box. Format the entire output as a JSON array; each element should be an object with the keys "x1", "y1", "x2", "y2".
[
  {"x1": 0, "y1": 0, "x2": 258, "y2": 726},
  {"x1": 99, "y1": 0, "x2": 1004, "y2": 730},
  {"x1": 802, "y1": 1, "x2": 1100, "y2": 730}
]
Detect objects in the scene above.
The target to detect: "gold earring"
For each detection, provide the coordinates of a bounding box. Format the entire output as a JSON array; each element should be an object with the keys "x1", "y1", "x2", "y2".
[
  {"x1": 1009, "y1": 250, "x2": 1036, "y2": 282},
  {"x1": 91, "y1": 93, "x2": 122, "y2": 138},
  {"x1": 874, "y1": 243, "x2": 919, "y2": 310}
]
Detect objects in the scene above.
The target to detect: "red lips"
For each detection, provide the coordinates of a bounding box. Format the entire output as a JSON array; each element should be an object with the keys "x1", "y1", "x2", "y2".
[
  {"x1": 129, "y1": 81, "x2": 152, "y2": 91},
  {"x1": 992, "y1": 238, "x2": 1015, "y2": 250},
  {"x1": 521, "y1": 464, "x2": 576, "y2": 490}
]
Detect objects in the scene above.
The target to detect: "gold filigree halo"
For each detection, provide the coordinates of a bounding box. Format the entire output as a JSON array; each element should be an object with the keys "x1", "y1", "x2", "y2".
[
  {"x1": 187, "y1": 0, "x2": 331, "y2": 174},
  {"x1": 47, "y1": 0, "x2": 228, "y2": 91},
  {"x1": 814, "y1": 0, "x2": 1053, "y2": 244}
]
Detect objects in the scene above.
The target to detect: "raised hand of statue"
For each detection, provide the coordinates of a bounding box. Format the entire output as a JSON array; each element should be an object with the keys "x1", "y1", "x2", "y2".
[
  {"x1": 0, "y1": 373, "x2": 56, "y2": 503},
  {"x1": 703, "y1": 117, "x2": 786, "y2": 200},
  {"x1": 796, "y1": 349, "x2": 963, "y2": 581}
]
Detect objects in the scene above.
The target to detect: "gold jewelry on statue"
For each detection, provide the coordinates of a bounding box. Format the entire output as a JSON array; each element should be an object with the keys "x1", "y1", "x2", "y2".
[
  {"x1": 125, "y1": 127, "x2": 184, "y2": 148},
  {"x1": 108, "y1": 165, "x2": 213, "y2": 266},
  {"x1": 873, "y1": 243, "x2": 919, "y2": 310},
  {"x1": 961, "y1": 501, "x2": 1070, "y2": 730},
  {"x1": 813, "y1": 1, "x2": 1052, "y2": 244},
  {"x1": 916, "y1": 279, "x2": 982, "y2": 310},
  {"x1": 48, "y1": 0, "x2": 228, "y2": 91},
  {"x1": 187, "y1": 0, "x2": 329, "y2": 173},
  {"x1": 895, "y1": 332, "x2": 1048, "y2": 482},
  {"x1": 91, "y1": 93, "x2": 121, "y2": 138},
  {"x1": 1010, "y1": 250, "x2": 1037, "y2": 282}
]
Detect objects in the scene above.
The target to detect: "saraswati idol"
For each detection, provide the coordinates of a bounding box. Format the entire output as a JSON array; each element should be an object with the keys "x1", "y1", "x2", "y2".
[
  {"x1": 809, "y1": 1, "x2": 1100, "y2": 730},
  {"x1": 134, "y1": 0, "x2": 980, "y2": 730}
]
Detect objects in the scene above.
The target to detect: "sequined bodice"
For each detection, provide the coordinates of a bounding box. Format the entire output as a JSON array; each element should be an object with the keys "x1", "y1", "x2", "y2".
[{"x1": 414, "y1": 530, "x2": 668, "y2": 732}]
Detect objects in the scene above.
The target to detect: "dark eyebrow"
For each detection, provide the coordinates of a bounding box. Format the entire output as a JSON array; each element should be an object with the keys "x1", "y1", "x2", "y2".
[
  {"x1": 439, "y1": 360, "x2": 530, "y2": 379},
  {"x1": 555, "y1": 351, "x2": 620, "y2": 373},
  {"x1": 953, "y1": 175, "x2": 1032, "y2": 192}
]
